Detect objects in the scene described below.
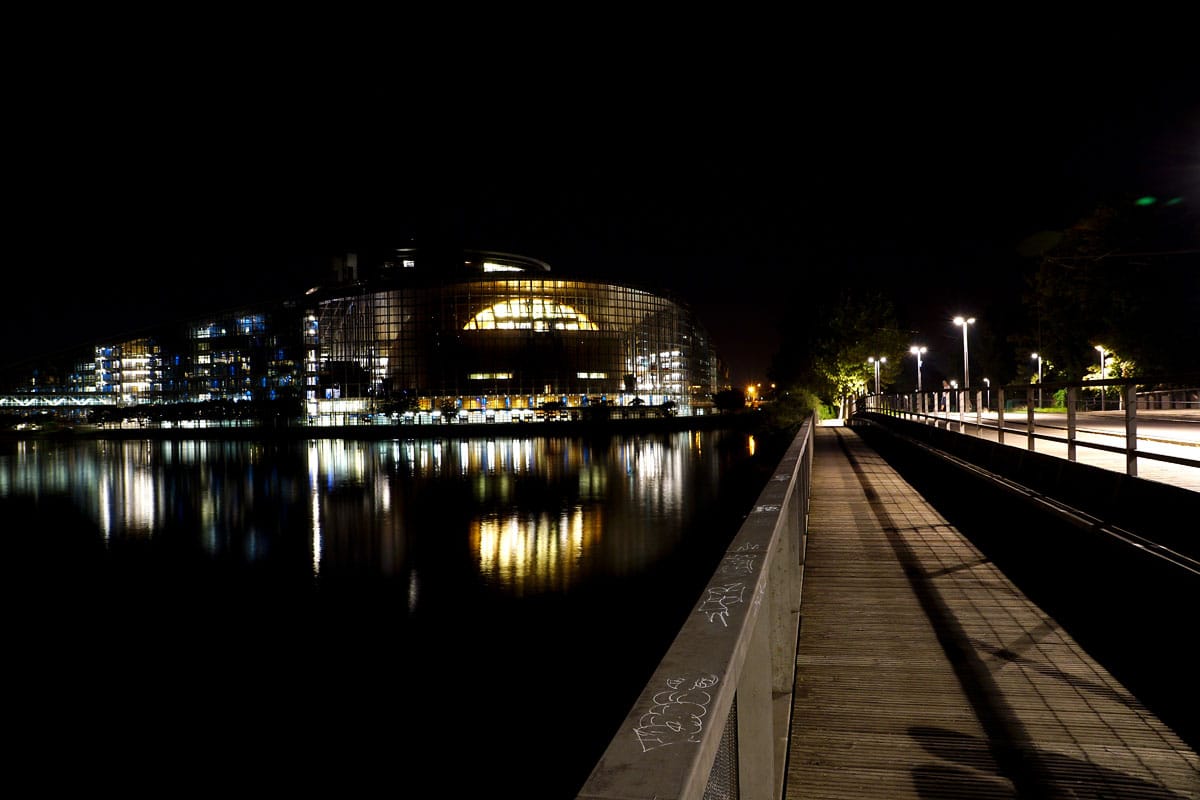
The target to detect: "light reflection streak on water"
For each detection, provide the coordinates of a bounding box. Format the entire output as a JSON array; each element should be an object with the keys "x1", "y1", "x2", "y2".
[
  {"x1": 1, "y1": 430, "x2": 743, "y2": 598},
  {"x1": 472, "y1": 506, "x2": 591, "y2": 595},
  {"x1": 98, "y1": 469, "x2": 112, "y2": 542},
  {"x1": 309, "y1": 443, "x2": 322, "y2": 576}
]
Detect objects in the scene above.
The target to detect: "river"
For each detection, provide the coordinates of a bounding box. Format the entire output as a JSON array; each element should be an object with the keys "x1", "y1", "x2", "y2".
[{"x1": 2, "y1": 424, "x2": 785, "y2": 797}]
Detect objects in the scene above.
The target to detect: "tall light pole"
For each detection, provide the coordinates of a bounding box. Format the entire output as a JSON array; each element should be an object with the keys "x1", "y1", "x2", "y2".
[
  {"x1": 983, "y1": 377, "x2": 990, "y2": 412},
  {"x1": 954, "y1": 316, "x2": 975, "y2": 409},
  {"x1": 1095, "y1": 345, "x2": 1106, "y2": 411},
  {"x1": 868, "y1": 356, "x2": 886, "y2": 404},
  {"x1": 909, "y1": 346, "x2": 926, "y2": 413},
  {"x1": 1031, "y1": 352, "x2": 1043, "y2": 409}
]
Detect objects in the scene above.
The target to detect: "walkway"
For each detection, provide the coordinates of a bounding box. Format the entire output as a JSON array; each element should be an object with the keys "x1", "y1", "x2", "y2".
[
  {"x1": 785, "y1": 424, "x2": 1199, "y2": 798},
  {"x1": 914, "y1": 408, "x2": 1200, "y2": 493}
]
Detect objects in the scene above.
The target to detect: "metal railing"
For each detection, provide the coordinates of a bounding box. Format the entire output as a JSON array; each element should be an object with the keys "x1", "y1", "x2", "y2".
[
  {"x1": 856, "y1": 378, "x2": 1200, "y2": 480},
  {"x1": 577, "y1": 414, "x2": 815, "y2": 800}
]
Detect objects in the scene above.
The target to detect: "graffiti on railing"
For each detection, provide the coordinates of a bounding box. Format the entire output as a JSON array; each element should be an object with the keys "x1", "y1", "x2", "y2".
[
  {"x1": 696, "y1": 541, "x2": 766, "y2": 625},
  {"x1": 717, "y1": 541, "x2": 760, "y2": 576},
  {"x1": 698, "y1": 581, "x2": 746, "y2": 626},
  {"x1": 633, "y1": 673, "x2": 720, "y2": 752}
]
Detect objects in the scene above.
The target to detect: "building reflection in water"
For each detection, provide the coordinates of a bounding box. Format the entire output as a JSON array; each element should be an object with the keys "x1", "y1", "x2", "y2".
[
  {"x1": 1, "y1": 429, "x2": 749, "y2": 604},
  {"x1": 2, "y1": 427, "x2": 768, "y2": 800}
]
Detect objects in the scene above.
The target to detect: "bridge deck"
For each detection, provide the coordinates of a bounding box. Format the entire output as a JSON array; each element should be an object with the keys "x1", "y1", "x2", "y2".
[{"x1": 785, "y1": 424, "x2": 1198, "y2": 799}]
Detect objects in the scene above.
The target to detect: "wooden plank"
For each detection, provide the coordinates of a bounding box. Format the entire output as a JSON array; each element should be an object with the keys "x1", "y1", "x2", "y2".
[{"x1": 785, "y1": 426, "x2": 1199, "y2": 799}]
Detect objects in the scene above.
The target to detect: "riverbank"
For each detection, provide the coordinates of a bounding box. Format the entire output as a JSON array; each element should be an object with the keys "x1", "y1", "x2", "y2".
[{"x1": 1, "y1": 410, "x2": 764, "y2": 442}]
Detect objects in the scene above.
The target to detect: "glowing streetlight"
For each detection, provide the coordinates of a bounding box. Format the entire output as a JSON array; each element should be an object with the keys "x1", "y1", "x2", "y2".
[
  {"x1": 983, "y1": 377, "x2": 990, "y2": 412},
  {"x1": 1095, "y1": 345, "x2": 1107, "y2": 411},
  {"x1": 1031, "y1": 353, "x2": 1043, "y2": 409},
  {"x1": 909, "y1": 346, "x2": 926, "y2": 413},
  {"x1": 909, "y1": 346, "x2": 926, "y2": 393},
  {"x1": 953, "y1": 317, "x2": 975, "y2": 404},
  {"x1": 868, "y1": 356, "x2": 886, "y2": 398}
]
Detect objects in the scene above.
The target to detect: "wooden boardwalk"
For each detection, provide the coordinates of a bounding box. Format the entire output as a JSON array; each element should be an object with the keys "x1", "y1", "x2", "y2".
[{"x1": 784, "y1": 425, "x2": 1199, "y2": 799}]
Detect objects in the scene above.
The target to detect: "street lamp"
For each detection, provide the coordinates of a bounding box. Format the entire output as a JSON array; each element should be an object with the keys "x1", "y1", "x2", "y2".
[
  {"x1": 954, "y1": 316, "x2": 975, "y2": 409},
  {"x1": 1031, "y1": 353, "x2": 1043, "y2": 409},
  {"x1": 909, "y1": 346, "x2": 926, "y2": 413},
  {"x1": 868, "y1": 356, "x2": 886, "y2": 401},
  {"x1": 1095, "y1": 345, "x2": 1106, "y2": 411},
  {"x1": 983, "y1": 377, "x2": 990, "y2": 412}
]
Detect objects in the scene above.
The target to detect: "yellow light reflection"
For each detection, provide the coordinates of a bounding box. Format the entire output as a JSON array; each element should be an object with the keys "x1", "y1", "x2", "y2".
[{"x1": 470, "y1": 506, "x2": 600, "y2": 595}]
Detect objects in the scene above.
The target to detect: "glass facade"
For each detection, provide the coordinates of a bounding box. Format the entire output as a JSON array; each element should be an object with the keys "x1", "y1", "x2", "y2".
[{"x1": 3, "y1": 249, "x2": 724, "y2": 426}]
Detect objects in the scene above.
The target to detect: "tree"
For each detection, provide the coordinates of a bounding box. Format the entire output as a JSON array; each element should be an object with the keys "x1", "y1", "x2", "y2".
[
  {"x1": 1019, "y1": 200, "x2": 1200, "y2": 377},
  {"x1": 769, "y1": 286, "x2": 908, "y2": 412},
  {"x1": 713, "y1": 388, "x2": 745, "y2": 412}
]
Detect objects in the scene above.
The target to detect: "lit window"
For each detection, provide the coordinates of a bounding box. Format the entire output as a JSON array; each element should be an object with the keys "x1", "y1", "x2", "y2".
[{"x1": 465, "y1": 298, "x2": 599, "y2": 331}]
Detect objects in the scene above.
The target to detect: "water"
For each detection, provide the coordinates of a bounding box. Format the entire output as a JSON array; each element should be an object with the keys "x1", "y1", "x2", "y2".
[{"x1": 2, "y1": 427, "x2": 782, "y2": 797}]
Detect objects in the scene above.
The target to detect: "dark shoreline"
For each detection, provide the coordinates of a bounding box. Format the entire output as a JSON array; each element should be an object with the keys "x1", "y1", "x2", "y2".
[{"x1": 1, "y1": 411, "x2": 760, "y2": 442}]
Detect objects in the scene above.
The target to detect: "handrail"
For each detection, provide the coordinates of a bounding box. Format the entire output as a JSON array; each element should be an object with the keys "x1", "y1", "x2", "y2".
[
  {"x1": 577, "y1": 414, "x2": 815, "y2": 800},
  {"x1": 856, "y1": 380, "x2": 1200, "y2": 479}
]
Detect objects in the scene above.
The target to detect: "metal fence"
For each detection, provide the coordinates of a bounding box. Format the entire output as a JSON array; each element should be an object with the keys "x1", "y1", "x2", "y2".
[{"x1": 857, "y1": 378, "x2": 1200, "y2": 481}]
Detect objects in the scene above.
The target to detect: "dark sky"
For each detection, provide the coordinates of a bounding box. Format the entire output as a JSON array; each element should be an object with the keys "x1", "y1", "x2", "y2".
[{"x1": 6, "y1": 24, "x2": 1198, "y2": 387}]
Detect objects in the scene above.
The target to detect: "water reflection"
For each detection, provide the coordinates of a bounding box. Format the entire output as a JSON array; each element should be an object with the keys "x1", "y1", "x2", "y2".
[
  {"x1": 1, "y1": 427, "x2": 771, "y2": 798},
  {"x1": 1, "y1": 431, "x2": 753, "y2": 600}
]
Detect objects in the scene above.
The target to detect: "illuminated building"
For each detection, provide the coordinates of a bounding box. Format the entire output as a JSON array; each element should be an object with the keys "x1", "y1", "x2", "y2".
[
  {"x1": 69, "y1": 337, "x2": 162, "y2": 400},
  {"x1": 4, "y1": 248, "x2": 723, "y2": 426},
  {"x1": 302, "y1": 248, "x2": 720, "y2": 423}
]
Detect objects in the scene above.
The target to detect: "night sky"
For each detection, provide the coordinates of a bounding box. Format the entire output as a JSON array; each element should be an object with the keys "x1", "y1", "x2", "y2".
[{"x1": 6, "y1": 24, "x2": 1198, "y2": 388}]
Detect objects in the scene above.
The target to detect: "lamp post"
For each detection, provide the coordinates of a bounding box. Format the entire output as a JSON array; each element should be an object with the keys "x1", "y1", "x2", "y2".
[
  {"x1": 954, "y1": 316, "x2": 975, "y2": 409},
  {"x1": 983, "y1": 377, "x2": 990, "y2": 412},
  {"x1": 1095, "y1": 345, "x2": 1106, "y2": 411},
  {"x1": 909, "y1": 346, "x2": 926, "y2": 413},
  {"x1": 1031, "y1": 353, "x2": 1043, "y2": 409},
  {"x1": 868, "y1": 356, "x2": 886, "y2": 404}
]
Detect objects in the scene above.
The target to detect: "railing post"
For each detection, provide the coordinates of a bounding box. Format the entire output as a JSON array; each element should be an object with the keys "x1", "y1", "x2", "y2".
[
  {"x1": 1027, "y1": 387, "x2": 1036, "y2": 451},
  {"x1": 1125, "y1": 385, "x2": 1138, "y2": 477},
  {"x1": 738, "y1": 597, "x2": 774, "y2": 800},
  {"x1": 997, "y1": 388, "x2": 1005, "y2": 444},
  {"x1": 975, "y1": 389, "x2": 982, "y2": 430},
  {"x1": 1067, "y1": 387, "x2": 1078, "y2": 461}
]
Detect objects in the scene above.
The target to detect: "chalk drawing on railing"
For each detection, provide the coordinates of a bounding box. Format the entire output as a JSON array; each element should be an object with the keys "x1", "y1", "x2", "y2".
[
  {"x1": 753, "y1": 580, "x2": 767, "y2": 612},
  {"x1": 633, "y1": 673, "x2": 720, "y2": 752},
  {"x1": 699, "y1": 582, "x2": 746, "y2": 626},
  {"x1": 718, "y1": 545, "x2": 759, "y2": 576},
  {"x1": 754, "y1": 504, "x2": 781, "y2": 513}
]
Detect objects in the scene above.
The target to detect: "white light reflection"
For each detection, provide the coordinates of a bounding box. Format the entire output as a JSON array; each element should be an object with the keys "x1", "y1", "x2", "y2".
[
  {"x1": 408, "y1": 570, "x2": 419, "y2": 613},
  {"x1": 308, "y1": 444, "x2": 322, "y2": 576},
  {"x1": 311, "y1": 488, "x2": 322, "y2": 577}
]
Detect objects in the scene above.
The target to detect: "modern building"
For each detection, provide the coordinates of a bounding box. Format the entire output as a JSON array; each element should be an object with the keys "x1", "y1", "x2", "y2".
[{"x1": 3, "y1": 248, "x2": 726, "y2": 427}]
